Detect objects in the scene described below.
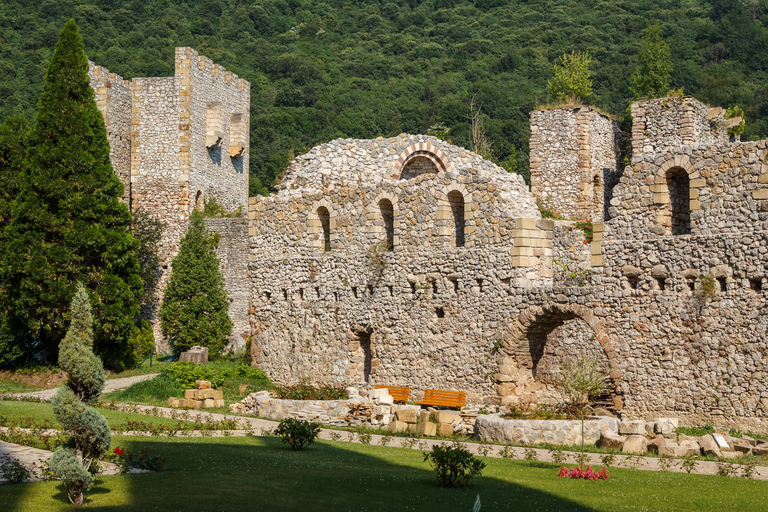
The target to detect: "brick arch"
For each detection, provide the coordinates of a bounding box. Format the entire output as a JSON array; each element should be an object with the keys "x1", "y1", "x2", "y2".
[
  {"x1": 308, "y1": 199, "x2": 338, "y2": 251},
  {"x1": 495, "y1": 302, "x2": 622, "y2": 410},
  {"x1": 436, "y1": 184, "x2": 474, "y2": 248},
  {"x1": 395, "y1": 143, "x2": 451, "y2": 179}
]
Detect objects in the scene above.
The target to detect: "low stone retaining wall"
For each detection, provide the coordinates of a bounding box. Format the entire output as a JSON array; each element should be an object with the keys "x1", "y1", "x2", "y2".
[
  {"x1": 475, "y1": 414, "x2": 620, "y2": 445},
  {"x1": 256, "y1": 398, "x2": 351, "y2": 424}
]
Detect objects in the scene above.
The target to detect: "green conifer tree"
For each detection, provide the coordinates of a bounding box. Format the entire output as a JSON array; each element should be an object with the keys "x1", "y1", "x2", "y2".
[
  {"x1": 0, "y1": 117, "x2": 30, "y2": 367},
  {"x1": 160, "y1": 211, "x2": 232, "y2": 356},
  {"x1": 1, "y1": 20, "x2": 142, "y2": 367},
  {"x1": 50, "y1": 282, "x2": 111, "y2": 506},
  {"x1": 631, "y1": 25, "x2": 673, "y2": 99}
]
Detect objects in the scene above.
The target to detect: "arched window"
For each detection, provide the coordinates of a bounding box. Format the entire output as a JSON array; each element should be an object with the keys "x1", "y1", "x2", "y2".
[
  {"x1": 194, "y1": 190, "x2": 204, "y2": 211},
  {"x1": 667, "y1": 168, "x2": 690, "y2": 235},
  {"x1": 379, "y1": 199, "x2": 394, "y2": 250},
  {"x1": 448, "y1": 190, "x2": 465, "y2": 247},
  {"x1": 317, "y1": 206, "x2": 331, "y2": 251}
]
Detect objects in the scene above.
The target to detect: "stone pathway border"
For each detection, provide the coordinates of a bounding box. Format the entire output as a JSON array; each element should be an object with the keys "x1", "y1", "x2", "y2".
[
  {"x1": 0, "y1": 441, "x2": 124, "y2": 484},
  {"x1": 102, "y1": 404, "x2": 768, "y2": 481}
]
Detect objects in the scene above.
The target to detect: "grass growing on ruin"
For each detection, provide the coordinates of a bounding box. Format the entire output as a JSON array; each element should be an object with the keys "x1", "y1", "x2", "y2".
[{"x1": 2, "y1": 434, "x2": 768, "y2": 511}]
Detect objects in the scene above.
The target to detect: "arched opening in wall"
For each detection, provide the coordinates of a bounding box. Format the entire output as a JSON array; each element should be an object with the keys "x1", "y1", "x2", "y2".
[
  {"x1": 317, "y1": 207, "x2": 331, "y2": 252},
  {"x1": 667, "y1": 167, "x2": 691, "y2": 235},
  {"x1": 517, "y1": 311, "x2": 616, "y2": 411},
  {"x1": 379, "y1": 199, "x2": 394, "y2": 250},
  {"x1": 400, "y1": 155, "x2": 440, "y2": 180},
  {"x1": 447, "y1": 190, "x2": 465, "y2": 247},
  {"x1": 194, "y1": 191, "x2": 204, "y2": 211}
]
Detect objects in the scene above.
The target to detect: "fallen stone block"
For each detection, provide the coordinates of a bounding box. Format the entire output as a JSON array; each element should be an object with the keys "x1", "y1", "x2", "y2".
[
  {"x1": 619, "y1": 420, "x2": 647, "y2": 435},
  {"x1": 437, "y1": 423, "x2": 454, "y2": 437},
  {"x1": 168, "y1": 397, "x2": 178, "y2": 407},
  {"x1": 434, "y1": 411, "x2": 458, "y2": 424},
  {"x1": 395, "y1": 409, "x2": 417, "y2": 424},
  {"x1": 734, "y1": 442, "x2": 752, "y2": 454},
  {"x1": 204, "y1": 398, "x2": 215, "y2": 408},
  {"x1": 653, "y1": 418, "x2": 679, "y2": 435},
  {"x1": 185, "y1": 389, "x2": 197, "y2": 400},
  {"x1": 647, "y1": 436, "x2": 668, "y2": 454},
  {"x1": 720, "y1": 450, "x2": 741, "y2": 459},
  {"x1": 388, "y1": 420, "x2": 408, "y2": 434},
  {"x1": 194, "y1": 380, "x2": 212, "y2": 390},
  {"x1": 698, "y1": 435, "x2": 722, "y2": 457},
  {"x1": 417, "y1": 421, "x2": 437, "y2": 437},
  {"x1": 622, "y1": 435, "x2": 649, "y2": 454},
  {"x1": 419, "y1": 410, "x2": 431, "y2": 423},
  {"x1": 752, "y1": 445, "x2": 768, "y2": 456},
  {"x1": 679, "y1": 440, "x2": 700, "y2": 456},
  {"x1": 377, "y1": 394, "x2": 394, "y2": 405},
  {"x1": 658, "y1": 445, "x2": 685, "y2": 457},
  {"x1": 373, "y1": 405, "x2": 391, "y2": 416},
  {"x1": 599, "y1": 430, "x2": 626, "y2": 451},
  {"x1": 180, "y1": 346, "x2": 209, "y2": 365}
]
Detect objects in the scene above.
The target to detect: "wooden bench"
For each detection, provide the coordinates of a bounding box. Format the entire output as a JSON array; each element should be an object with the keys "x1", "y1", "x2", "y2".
[
  {"x1": 415, "y1": 389, "x2": 466, "y2": 409},
  {"x1": 375, "y1": 385, "x2": 410, "y2": 402}
]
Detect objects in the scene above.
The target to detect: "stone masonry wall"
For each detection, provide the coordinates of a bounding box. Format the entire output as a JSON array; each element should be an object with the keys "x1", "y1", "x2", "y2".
[
  {"x1": 89, "y1": 63, "x2": 132, "y2": 205},
  {"x1": 205, "y1": 217, "x2": 250, "y2": 351},
  {"x1": 530, "y1": 107, "x2": 619, "y2": 222}
]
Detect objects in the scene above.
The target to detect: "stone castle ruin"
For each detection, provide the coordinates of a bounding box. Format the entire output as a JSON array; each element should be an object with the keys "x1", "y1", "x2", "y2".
[{"x1": 90, "y1": 49, "x2": 767, "y2": 433}]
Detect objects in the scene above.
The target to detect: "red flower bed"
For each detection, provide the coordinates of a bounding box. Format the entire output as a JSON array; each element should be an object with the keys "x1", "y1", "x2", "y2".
[{"x1": 557, "y1": 465, "x2": 609, "y2": 480}]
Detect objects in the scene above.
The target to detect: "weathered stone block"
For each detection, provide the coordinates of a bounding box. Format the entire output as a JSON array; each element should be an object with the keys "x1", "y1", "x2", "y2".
[
  {"x1": 619, "y1": 420, "x2": 647, "y2": 435},
  {"x1": 185, "y1": 389, "x2": 197, "y2": 400},
  {"x1": 180, "y1": 346, "x2": 209, "y2": 365},
  {"x1": 417, "y1": 421, "x2": 437, "y2": 437},
  {"x1": 598, "y1": 430, "x2": 626, "y2": 450},
  {"x1": 698, "y1": 435, "x2": 721, "y2": 457},
  {"x1": 395, "y1": 409, "x2": 417, "y2": 424},
  {"x1": 437, "y1": 423, "x2": 454, "y2": 437},
  {"x1": 653, "y1": 418, "x2": 678, "y2": 434},
  {"x1": 388, "y1": 420, "x2": 408, "y2": 433},
  {"x1": 622, "y1": 435, "x2": 649, "y2": 454},
  {"x1": 195, "y1": 380, "x2": 212, "y2": 390}
]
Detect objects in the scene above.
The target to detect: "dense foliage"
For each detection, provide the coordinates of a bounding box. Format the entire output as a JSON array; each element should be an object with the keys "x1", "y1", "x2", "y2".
[
  {"x1": 1, "y1": 19, "x2": 142, "y2": 368},
  {"x1": 631, "y1": 25, "x2": 672, "y2": 99},
  {"x1": 275, "y1": 418, "x2": 321, "y2": 450},
  {"x1": 273, "y1": 380, "x2": 348, "y2": 400},
  {"x1": 423, "y1": 443, "x2": 486, "y2": 488},
  {"x1": 160, "y1": 211, "x2": 232, "y2": 356},
  {"x1": 0, "y1": 0, "x2": 766, "y2": 190},
  {"x1": 161, "y1": 362, "x2": 268, "y2": 389},
  {"x1": 49, "y1": 282, "x2": 111, "y2": 506}
]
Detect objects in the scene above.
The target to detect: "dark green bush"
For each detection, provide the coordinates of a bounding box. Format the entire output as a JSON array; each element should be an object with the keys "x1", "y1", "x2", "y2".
[
  {"x1": 0, "y1": 457, "x2": 29, "y2": 483},
  {"x1": 275, "y1": 418, "x2": 321, "y2": 450},
  {"x1": 423, "y1": 443, "x2": 486, "y2": 488},
  {"x1": 128, "y1": 319, "x2": 155, "y2": 368}
]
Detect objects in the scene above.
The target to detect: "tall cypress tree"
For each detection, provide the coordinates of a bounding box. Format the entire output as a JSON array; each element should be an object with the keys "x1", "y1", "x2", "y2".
[
  {"x1": 160, "y1": 211, "x2": 232, "y2": 356},
  {"x1": 631, "y1": 25, "x2": 673, "y2": 99},
  {"x1": 1, "y1": 20, "x2": 142, "y2": 367}
]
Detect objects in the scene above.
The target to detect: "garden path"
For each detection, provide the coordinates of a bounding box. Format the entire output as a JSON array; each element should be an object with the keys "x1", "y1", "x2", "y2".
[{"x1": 3, "y1": 374, "x2": 159, "y2": 401}]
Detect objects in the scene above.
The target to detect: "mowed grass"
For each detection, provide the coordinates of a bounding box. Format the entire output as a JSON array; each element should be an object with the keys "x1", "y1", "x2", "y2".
[
  {"x1": 1, "y1": 434, "x2": 767, "y2": 512},
  {"x1": 0, "y1": 400, "x2": 200, "y2": 429}
]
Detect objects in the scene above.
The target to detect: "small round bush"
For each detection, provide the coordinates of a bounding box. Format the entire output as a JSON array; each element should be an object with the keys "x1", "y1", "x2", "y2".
[
  {"x1": 424, "y1": 443, "x2": 486, "y2": 488},
  {"x1": 275, "y1": 418, "x2": 321, "y2": 450}
]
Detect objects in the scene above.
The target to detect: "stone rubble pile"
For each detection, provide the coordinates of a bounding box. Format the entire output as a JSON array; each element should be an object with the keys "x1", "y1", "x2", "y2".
[
  {"x1": 168, "y1": 380, "x2": 224, "y2": 409},
  {"x1": 596, "y1": 418, "x2": 768, "y2": 457}
]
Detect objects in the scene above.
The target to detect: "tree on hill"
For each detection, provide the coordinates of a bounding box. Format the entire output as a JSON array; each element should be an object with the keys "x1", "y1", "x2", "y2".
[
  {"x1": 49, "y1": 282, "x2": 111, "y2": 506},
  {"x1": 631, "y1": 25, "x2": 673, "y2": 99},
  {"x1": 160, "y1": 210, "x2": 232, "y2": 356},
  {"x1": 548, "y1": 51, "x2": 593, "y2": 105},
  {"x1": 1, "y1": 19, "x2": 142, "y2": 368}
]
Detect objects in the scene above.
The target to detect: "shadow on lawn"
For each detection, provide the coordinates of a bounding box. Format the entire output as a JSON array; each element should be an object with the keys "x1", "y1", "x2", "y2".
[{"x1": 3, "y1": 436, "x2": 599, "y2": 511}]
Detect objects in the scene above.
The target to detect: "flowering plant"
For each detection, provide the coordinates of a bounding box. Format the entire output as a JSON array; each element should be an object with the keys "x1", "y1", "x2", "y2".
[
  {"x1": 557, "y1": 465, "x2": 610, "y2": 480},
  {"x1": 113, "y1": 448, "x2": 124, "y2": 456}
]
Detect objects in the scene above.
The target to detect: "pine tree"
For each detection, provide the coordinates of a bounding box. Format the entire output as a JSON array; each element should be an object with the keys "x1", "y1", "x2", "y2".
[
  {"x1": 49, "y1": 282, "x2": 111, "y2": 506},
  {"x1": 631, "y1": 25, "x2": 673, "y2": 99},
  {"x1": 160, "y1": 211, "x2": 232, "y2": 355},
  {"x1": 1, "y1": 20, "x2": 142, "y2": 367}
]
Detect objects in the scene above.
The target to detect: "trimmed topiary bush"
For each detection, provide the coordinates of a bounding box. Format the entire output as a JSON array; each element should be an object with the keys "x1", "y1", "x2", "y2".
[{"x1": 49, "y1": 282, "x2": 111, "y2": 505}]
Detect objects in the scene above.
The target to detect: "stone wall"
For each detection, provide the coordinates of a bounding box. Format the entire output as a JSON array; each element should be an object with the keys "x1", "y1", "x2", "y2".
[
  {"x1": 204, "y1": 217, "x2": 250, "y2": 350},
  {"x1": 89, "y1": 63, "x2": 132, "y2": 205},
  {"x1": 529, "y1": 107, "x2": 619, "y2": 222}
]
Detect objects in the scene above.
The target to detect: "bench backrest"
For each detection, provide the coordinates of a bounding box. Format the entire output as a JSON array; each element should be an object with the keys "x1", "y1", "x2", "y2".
[
  {"x1": 420, "y1": 389, "x2": 466, "y2": 408},
  {"x1": 375, "y1": 385, "x2": 410, "y2": 402}
]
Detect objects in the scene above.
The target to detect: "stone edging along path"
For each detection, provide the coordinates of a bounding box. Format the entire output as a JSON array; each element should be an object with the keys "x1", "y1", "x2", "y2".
[
  {"x1": 3, "y1": 394, "x2": 768, "y2": 482},
  {"x1": 93, "y1": 404, "x2": 768, "y2": 481}
]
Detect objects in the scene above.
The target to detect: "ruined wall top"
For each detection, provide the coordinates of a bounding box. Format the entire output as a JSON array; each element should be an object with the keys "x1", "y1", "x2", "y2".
[
  {"x1": 273, "y1": 134, "x2": 530, "y2": 202},
  {"x1": 630, "y1": 96, "x2": 735, "y2": 163}
]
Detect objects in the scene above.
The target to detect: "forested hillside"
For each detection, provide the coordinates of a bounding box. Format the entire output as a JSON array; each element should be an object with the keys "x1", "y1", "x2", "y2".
[{"x1": 1, "y1": 0, "x2": 767, "y2": 193}]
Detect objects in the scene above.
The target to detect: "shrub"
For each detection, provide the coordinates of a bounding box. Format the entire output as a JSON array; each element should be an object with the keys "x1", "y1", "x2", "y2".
[
  {"x1": 273, "y1": 380, "x2": 348, "y2": 400},
  {"x1": 423, "y1": 443, "x2": 486, "y2": 488},
  {"x1": 128, "y1": 319, "x2": 155, "y2": 368},
  {"x1": 275, "y1": 418, "x2": 321, "y2": 450},
  {"x1": 105, "y1": 446, "x2": 167, "y2": 474},
  {"x1": 548, "y1": 51, "x2": 592, "y2": 105},
  {"x1": 49, "y1": 282, "x2": 111, "y2": 506},
  {"x1": 161, "y1": 362, "x2": 268, "y2": 389},
  {"x1": 0, "y1": 457, "x2": 30, "y2": 483}
]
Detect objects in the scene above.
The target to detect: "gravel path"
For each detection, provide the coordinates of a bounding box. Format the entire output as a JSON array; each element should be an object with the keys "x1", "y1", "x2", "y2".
[{"x1": 2, "y1": 373, "x2": 159, "y2": 401}]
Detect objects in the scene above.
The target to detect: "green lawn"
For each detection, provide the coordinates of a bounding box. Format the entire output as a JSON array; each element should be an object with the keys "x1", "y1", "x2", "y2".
[{"x1": 1, "y1": 434, "x2": 766, "y2": 511}]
